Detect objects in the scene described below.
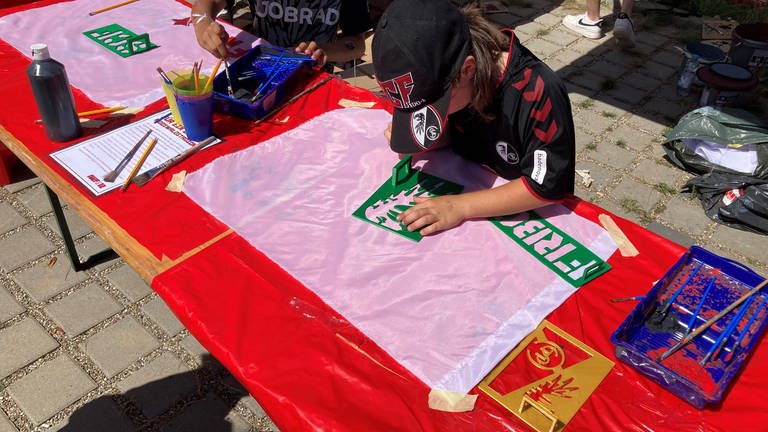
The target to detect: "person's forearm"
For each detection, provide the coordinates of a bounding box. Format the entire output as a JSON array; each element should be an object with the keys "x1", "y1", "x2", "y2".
[
  {"x1": 319, "y1": 34, "x2": 366, "y2": 64},
  {"x1": 458, "y1": 178, "x2": 554, "y2": 220},
  {"x1": 191, "y1": 0, "x2": 226, "y2": 22}
]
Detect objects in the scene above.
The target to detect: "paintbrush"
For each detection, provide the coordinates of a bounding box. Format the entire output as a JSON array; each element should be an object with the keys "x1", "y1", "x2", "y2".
[
  {"x1": 684, "y1": 275, "x2": 717, "y2": 337},
  {"x1": 223, "y1": 59, "x2": 234, "y2": 97},
  {"x1": 705, "y1": 295, "x2": 756, "y2": 364},
  {"x1": 253, "y1": 74, "x2": 334, "y2": 126},
  {"x1": 658, "y1": 278, "x2": 768, "y2": 362},
  {"x1": 131, "y1": 136, "x2": 217, "y2": 186},
  {"x1": 724, "y1": 295, "x2": 768, "y2": 362},
  {"x1": 655, "y1": 261, "x2": 704, "y2": 323},
  {"x1": 103, "y1": 129, "x2": 153, "y2": 182}
]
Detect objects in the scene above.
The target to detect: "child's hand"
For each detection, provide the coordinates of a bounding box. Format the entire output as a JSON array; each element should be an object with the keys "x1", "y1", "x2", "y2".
[
  {"x1": 397, "y1": 195, "x2": 467, "y2": 236},
  {"x1": 295, "y1": 41, "x2": 327, "y2": 67}
]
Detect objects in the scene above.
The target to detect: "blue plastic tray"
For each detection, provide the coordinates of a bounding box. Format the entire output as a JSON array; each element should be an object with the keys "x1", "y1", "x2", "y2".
[
  {"x1": 611, "y1": 246, "x2": 767, "y2": 408},
  {"x1": 212, "y1": 45, "x2": 314, "y2": 120}
]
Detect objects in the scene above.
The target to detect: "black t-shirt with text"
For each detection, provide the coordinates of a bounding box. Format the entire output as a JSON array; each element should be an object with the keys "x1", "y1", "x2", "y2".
[{"x1": 248, "y1": 0, "x2": 370, "y2": 48}]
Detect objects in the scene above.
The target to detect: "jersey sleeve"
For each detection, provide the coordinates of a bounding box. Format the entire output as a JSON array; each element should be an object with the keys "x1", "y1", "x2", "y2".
[
  {"x1": 514, "y1": 64, "x2": 575, "y2": 201},
  {"x1": 340, "y1": 0, "x2": 372, "y2": 36}
]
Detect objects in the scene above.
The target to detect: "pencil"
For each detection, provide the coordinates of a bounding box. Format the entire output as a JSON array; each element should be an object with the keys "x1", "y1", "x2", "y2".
[
  {"x1": 89, "y1": 0, "x2": 139, "y2": 16},
  {"x1": 121, "y1": 137, "x2": 158, "y2": 191},
  {"x1": 203, "y1": 59, "x2": 223, "y2": 92},
  {"x1": 78, "y1": 106, "x2": 126, "y2": 117}
]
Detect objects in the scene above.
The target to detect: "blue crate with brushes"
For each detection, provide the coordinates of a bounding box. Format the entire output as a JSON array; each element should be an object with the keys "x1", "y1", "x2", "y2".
[
  {"x1": 212, "y1": 45, "x2": 315, "y2": 120},
  {"x1": 611, "y1": 246, "x2": 767, "y2": 409}
]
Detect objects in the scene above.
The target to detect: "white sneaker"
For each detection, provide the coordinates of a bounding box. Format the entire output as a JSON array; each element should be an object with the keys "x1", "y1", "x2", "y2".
[
  {"x1": 562, "y1": 13, "x2": 603, "y2": 39},
  {"x1": 613, "y1": 13, "x2": 636, "y2": 49}
]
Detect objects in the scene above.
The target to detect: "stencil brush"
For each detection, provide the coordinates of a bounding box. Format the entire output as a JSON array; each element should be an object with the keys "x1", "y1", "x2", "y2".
[{"x1": 103, "y1": 129, "x2": 152, "y2": 182}]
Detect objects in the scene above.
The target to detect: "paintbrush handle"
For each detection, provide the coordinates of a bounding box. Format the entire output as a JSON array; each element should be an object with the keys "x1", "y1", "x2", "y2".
[
  {"x1": 104, "y1": 129, "x2": 152, "y2": 181},
  {"x1": 253, "y1": 74, "x2": 334, "y2": 126},
  {"x1": 659, "y1": 278, "x2": 768, "y2": 361},
  {"x1": 132, "y1": 136, "x2": 217, "y2": 186}
]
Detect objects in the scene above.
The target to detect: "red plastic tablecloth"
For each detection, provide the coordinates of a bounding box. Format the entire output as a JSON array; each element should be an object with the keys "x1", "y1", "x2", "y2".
[{"x1": 2, "y1": 2, "x2": 766, "y2": 431}]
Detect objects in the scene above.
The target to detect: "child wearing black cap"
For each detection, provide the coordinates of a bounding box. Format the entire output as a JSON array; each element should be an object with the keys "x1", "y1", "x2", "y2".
[{"x1": 372, "y1": 0, "x2": 576, "y2": 237}]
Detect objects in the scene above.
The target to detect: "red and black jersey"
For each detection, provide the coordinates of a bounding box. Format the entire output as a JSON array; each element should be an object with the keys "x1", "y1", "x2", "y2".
[{"x1": 448, "y1": 31, "x2": 575, "y2": 201}]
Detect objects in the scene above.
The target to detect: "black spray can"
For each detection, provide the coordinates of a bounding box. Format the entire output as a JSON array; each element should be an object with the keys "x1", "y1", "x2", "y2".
[{"x1": 26, "y1": 43, "x2": 82, "y2": 142}]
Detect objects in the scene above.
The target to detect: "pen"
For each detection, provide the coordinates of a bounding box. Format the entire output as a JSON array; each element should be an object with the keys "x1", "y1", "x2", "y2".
[
  {"x1": 121, "y1": 137, "x2": 158, "y2": 191},
  {"x1": 89, "y1": 0, "x2": 139, "y2": 16}
]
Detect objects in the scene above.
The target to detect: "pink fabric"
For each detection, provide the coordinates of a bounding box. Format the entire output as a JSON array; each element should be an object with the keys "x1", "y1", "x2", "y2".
[
  {"x1": 0, "y1": 0, "x2": 259, "y2": 108},
  {"x1": 183, "y1": 108, "x2": 617, "y2": 392}
]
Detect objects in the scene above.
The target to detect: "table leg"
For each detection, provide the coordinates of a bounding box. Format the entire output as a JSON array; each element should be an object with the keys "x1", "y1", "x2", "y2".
[{"x1": 44, "y1": 185, "x2": 119, "y2": 271}]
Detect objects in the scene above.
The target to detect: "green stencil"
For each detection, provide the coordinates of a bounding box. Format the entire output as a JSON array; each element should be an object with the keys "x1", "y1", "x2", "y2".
[
  {"x1": 490, "y1": 211, "x2": 610, "y2": 287},
  {"x1": 84, "y1": 24, "x2": 157, "y2": 58},
  {"x1": 353, "y1": 156, "x2": 464, "y2": 242}
]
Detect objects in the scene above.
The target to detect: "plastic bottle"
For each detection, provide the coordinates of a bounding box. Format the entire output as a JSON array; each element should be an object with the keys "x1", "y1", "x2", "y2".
[
  {"x1": 676, "y1": 54, "x2": 700, "y2": 97},
  {"x1": 26, "y1": 43, "x2": 82, "y2": 142}
]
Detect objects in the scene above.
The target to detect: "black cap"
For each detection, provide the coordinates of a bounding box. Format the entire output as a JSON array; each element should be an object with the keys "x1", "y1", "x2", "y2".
[{"x1": 372, "y1": 0, "x2": 471, "y2": 154}]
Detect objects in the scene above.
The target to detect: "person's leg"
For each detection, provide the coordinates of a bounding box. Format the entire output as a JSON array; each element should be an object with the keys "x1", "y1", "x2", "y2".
[
  {"x1": 614, "y1": 0, "x2": 636, "y2": 48},
  {"x1": 563, "y1": 0, "x2": 603, "y2": 39}
]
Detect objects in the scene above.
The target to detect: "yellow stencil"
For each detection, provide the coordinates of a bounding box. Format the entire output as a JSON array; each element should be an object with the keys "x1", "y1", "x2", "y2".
[{"x1": 478, "y1": 320, "x2": 613, "y2": 432}]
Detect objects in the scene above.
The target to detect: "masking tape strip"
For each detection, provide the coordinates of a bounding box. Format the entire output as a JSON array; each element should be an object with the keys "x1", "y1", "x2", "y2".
[
  {"x1": 428, "y1": 389, "x2": 477, "y2": 412},
  {"x1": 599, "y1": 213, "x2": 639, "y2": 257}
]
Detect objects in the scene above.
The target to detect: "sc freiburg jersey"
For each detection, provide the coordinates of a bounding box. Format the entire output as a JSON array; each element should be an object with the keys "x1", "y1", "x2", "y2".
[
  {"x1": 448, "y1": 31, "x2": 576, "y2": 201},
  {"x1": 249, "y1": 0, "x2": 371, "y2": 48}
]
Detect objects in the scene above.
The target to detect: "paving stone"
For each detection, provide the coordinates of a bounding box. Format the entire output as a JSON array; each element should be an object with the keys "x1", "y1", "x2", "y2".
[
  {"x1": 710, "y1": 226, "x2": 768, "y2": 268},
  {"x1": 626, "y1": 113, "x2": 669, "y2": 137},
  {"x1": 514, "y1": 21, "x2": 549, "y2": 37},
  {"x1": 591, "y1": 59, "x2": 631, "y2": 81},
  {"x1": 573, "y1": 108, "x2": 616, "y2": 136},
  {"x1": 223, "y1": 374, "x2": 267, "y2": 418},
  {"x1": 555, "y1": 45, "x2": 595, "y2": 68},
  {"x1": 106, "y1": 264, "x2": 152, "y2": 302},
  {"x1": 0, "y1": 318, "x2": 58, "y2": 379},
  {"x1": 604, "y1": 82, "x2": 650, "y2": 105},
  {"x1": 593, "y1": 199, "x2": 643, "y2": 227},
  {"x1": 524, "y1": 38, "x2": 562, "y2": 59},
  {"x1": 640, "y1": 61, "x2": 678, "y2": 81},
  {"x1": 12, "y1": 256, "x2": 88, "y2": 302},
  {"x1": 573, "y1": 160, "x2": 618, "y2": 191},
  {"x1": 637, "y1": 31, "x2": 671, "y2": 47},
  {"x1": 574, "y1": 127, "x2": 598, "y2": 154},
  {"x1": 569, "y1": 37, "x2": 609, "y2": 56},
  {"x1": 159, "y1": 393, "x2": 252, "y2": 432},
  {"x1": 622, "y1": 72, "x2": 663, "y2": 94},
  {"x1": 631, "y1": 158, "x2": 685, "y2": 185},
  {"x1": 0, "y1": 202, "x2": 25, "y2": 235},
  {"x1": 601, "y1": 49, "x2": 642, "y2": 68},
  {"x1": 585, "y1": 139, "x2": 637, "y2": 170},
  {"x1": 533, "y1": 12, "x2": 562, "y2": 28},
  {"x1": 76, "y1": 236, "x2": 118, "y2": 273},
  {"x1": 651, "y1": 49, "x2": 685, "y2": 69},
  {"x1": 45, "y1": 283, "x2": 122, "y2": 336},
  {"x1": 80, "y1": 316, "x2": 160, "y2": 378},
  {"x1": 645, "y1": 222, "x2": 694, "y2": 249},
  {"x1": 660, "y1": 195, "x2": 713, "y2": 234},
  {"x1": 49, "y1": 395, "x2": 134, "y2": 432},
  {"x1": 0, "y1": 287, "x2": 23, "y2": 323},
  {"x1": 7, "y1": 355, "x2": 95, "y2": 425},
  {"x1": 15, "y1": 185, "x2": 51, "y2": 217},
  {"x1": 568, "y1": 70, "x2": 607, "y2": 92},
  {"x1": 548, "y1": 60, "x2": 577, "y2": 78},
  {"x1": 142, "y1": 296, "x2": 185, "y2": 337},
  {"x1": 43, "y1": 207, "x2": 93, "y2": 242},
  {"x1": 540, "y1": 28, "x2": 580, "y2": 47},
  {"x1": 181, "y1": 334, "x2": 210, "y2": 366},
  {"x1": 116, "y1": 352, "x2": 197, "y2": 419},
  {"x1": 0, "y1": 228, "x2": 56, "y2": 271},
  {"x1": 3, "y1": 176, "x2": 41, "y2": 194},
  {"x1": 610, "y1": 178, "x2": 664, "y2": 213},
  {"x1": 610, "y1": 125, "x2": 654, "y2": 152},
  {"x1": 632, "y1": 40, "x2": 659, "y2": 56},
  {"x1": 0, "y1": 411, "x2": 18, "y2": 432},
  {"x1": 589, "y1": 97, "x2": 631, "y2": 118}
]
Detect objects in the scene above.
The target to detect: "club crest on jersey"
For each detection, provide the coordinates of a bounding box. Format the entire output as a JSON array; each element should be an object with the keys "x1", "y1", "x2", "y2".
[
  {"x1": 410, "y1": 105, "x2": 442, "y2": 149},
  {"x1": 496, "y1": 141, "x2": 519, "y2": 164}
]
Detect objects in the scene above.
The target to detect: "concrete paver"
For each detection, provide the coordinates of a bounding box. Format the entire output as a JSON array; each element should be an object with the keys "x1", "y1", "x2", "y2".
[
  {"x1": 7, "y1": 355, "x2": 95, "y2": 425},
  {"x1": 1, "y1": 1, "x2": 767, "y2": 431}
]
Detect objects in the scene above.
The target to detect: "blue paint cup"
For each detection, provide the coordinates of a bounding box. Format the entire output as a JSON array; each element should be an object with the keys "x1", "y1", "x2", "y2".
[{"x1": 173, "y1": 75, "x2": 214, "y2": 142}]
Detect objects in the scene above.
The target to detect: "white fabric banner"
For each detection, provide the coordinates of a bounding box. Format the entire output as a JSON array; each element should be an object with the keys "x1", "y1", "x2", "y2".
[
  {"x1": 0, "y1": 0, "x2": 258, "y2": 108},
  {"x1": 183, "y1": 108, "x2": 617, "y2": 392}
]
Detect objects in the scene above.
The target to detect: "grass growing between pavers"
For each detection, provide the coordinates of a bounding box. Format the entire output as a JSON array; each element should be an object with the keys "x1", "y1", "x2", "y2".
[{"x1": 654, "y1": 182, "x2": 678, "y2": 195}]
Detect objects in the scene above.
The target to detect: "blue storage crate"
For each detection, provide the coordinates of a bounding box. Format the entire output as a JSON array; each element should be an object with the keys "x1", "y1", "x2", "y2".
[
  {"x1": 212, "y1": 45, "x2": 314, "y2": 120},
  {"x1": 611, "y1": 246, "x2": 767, "y2": 408}
]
